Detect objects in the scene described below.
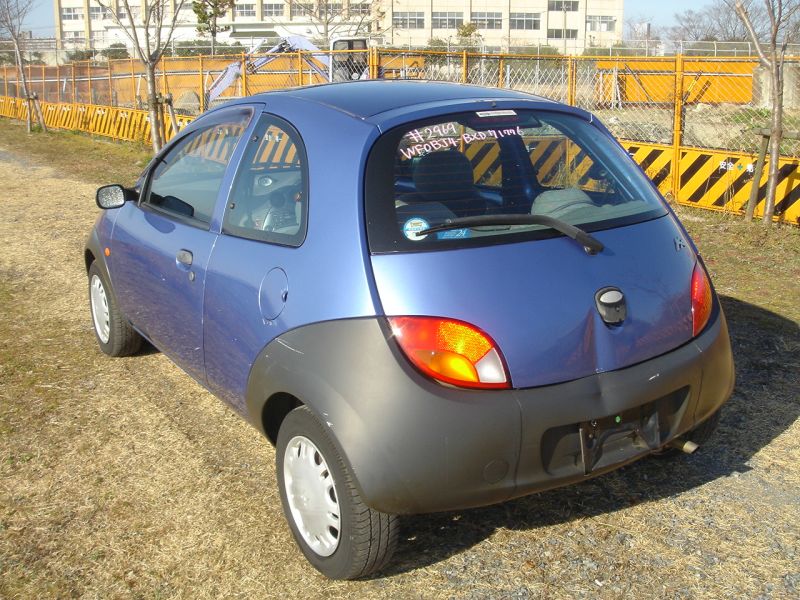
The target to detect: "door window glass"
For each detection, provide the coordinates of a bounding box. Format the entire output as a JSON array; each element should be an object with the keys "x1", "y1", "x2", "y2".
[
  {"x1": 223, "y1": 114, "x2": 308, "y2": 246},
  {"x1": 145, "y1": 107, "x2": 252, "y2": 225}
]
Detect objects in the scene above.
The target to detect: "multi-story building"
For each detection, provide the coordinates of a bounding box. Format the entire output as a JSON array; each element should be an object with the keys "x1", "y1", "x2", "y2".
[{"x1": 53, "y1": 1, "x2": 624, "y2": 53}]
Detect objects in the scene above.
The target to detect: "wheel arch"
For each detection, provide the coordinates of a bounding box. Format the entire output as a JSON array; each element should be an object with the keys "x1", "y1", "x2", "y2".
[{"x1": 261, "y1": 392, "x2": 303, "y2": 446}]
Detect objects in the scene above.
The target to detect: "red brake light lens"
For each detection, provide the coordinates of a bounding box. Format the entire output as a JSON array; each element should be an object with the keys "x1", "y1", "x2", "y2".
[
  {"x1": 691, "y1": 262, "x2": 713, "y2": 337},
  {"x1": 388, "y1": 316, "x2": 510, "y2": 389}
]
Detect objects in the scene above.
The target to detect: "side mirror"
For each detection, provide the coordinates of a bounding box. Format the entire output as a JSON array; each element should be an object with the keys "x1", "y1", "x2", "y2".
[{"x1": 96, "y1": 184, "x2": 131, "y2": 209}]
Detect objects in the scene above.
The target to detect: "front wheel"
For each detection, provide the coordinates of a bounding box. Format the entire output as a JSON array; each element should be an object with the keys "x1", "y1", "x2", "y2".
[
  {"x1": 88, "y1": 262, "x2": 142, "y2": 357},
  {"x1": 276, "y1": 406, "x2": 399, "y2": 579}
]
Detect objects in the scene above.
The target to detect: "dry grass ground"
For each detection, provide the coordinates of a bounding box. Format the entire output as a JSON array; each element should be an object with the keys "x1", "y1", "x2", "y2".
[{"x1": 1, "y1": 120, "x2": 798, "y2": 599}]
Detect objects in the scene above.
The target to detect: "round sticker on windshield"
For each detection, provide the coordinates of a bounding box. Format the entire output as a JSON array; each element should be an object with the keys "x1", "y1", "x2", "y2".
[{"x1": 403, "y1": 217, "x2": 430, "y2": 241}]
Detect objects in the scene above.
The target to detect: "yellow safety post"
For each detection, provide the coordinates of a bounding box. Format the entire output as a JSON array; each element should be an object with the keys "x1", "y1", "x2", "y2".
[
  {"x1": 461, "y1": 50, "x2": 468, "y2": 83},
  {"x1": 199, "y1": 54, "x2": 205, "y2": 112},
  {"x1": 241, "y1": 52, "x2": 248, "y2": 97},
  {"x1": 671, "y1": 55, "x2": 685, "y2": 201}
]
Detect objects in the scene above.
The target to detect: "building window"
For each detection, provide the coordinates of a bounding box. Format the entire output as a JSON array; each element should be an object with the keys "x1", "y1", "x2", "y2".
[
  {"x1": 431, "y1": 12, "x2": 463, "y2": 29},
  {"x1": 235, "y1": 3, "x2": 256, "y2": 17},
  {"x1": 586, "y1": 15, "x2": 616, "y2": 32},
  {"x1": 393, "y1": 11, "x2": 424, "y2": 29},
  {"x1": 509, "y1": 13, "x2": 541, "y2": 30},
  {"x1": 291, "y1": 2, "x2": 313, "y2": 17},
  {"x1": 471, "y1": 12, "x2": 501, "y2": 30},
  {"x1": 548, "y1": 1, "x2": 579, "y2": 11},
  {"x1": 89, "y1": 6, "x2": 112, "y2": 20},
  {"x1": 117, "y1": 4, "x2": 141, "y2": 19},
  {"x1": 61, "y1": 7, "x2": 83, "y2": 21},
  {"x1": 62, "y1": 31, "x2": 86, "y2": 43},
  {"x1": 322, "y1": 2, "x2": 342, "y2": 17},
  {"x1": 548, "y1": 28, "x2": 578, "y2": 39},
  {"x1": 262, "y1": 3, "x2": 283, "y2": 16},
  {"x1": 349, "y1": 2, "x2": 370, "y2": 16}
]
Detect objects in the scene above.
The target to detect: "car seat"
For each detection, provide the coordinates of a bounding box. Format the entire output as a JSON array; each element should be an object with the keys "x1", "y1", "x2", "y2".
[{"x1": 406, "y1": 150, "x2": 488, "y2": 218}]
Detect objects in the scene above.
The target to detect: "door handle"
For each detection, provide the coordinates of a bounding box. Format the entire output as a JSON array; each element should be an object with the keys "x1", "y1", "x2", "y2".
[{"x1": 176, "y1": 249, "x2": 193, "y2": 266}]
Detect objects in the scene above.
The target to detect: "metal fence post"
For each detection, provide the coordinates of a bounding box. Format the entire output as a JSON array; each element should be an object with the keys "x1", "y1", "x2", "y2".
[
  {"x1": 199, "y1": 54, "x2": 205, "y2": 112},
  {"x1": 3, "y1": 65, "x2": 8, "y2": 97},
  {"x1": 498, "y1": 56, "x2": 505, "y2": 88},
  {"x1": 71, "y1": 63, "x2": 76, "y2": 104},
  {"x1": 671, "y1": 55, "x2": 686, "y2": 201},
  {"x1": 461, "y1": 50, "x2": 468, "y2": 83},
  {"x1": 130, "y1": 58, "x2": 136, "y2": 107},
  {"x1": 56, "y1": 64, "x2": 61, "y2": 103},
  {"x1": 297, "y1": 51, "x2": 303, "y2": 86},
  {"x1": 369, "y1": 47, "x2": 379, "y2": 79},
  {"x1": 567, "y1": 56, "x2": 577, "y2": 106},
  {"x1": 108, "y1": 60, "x2": 113, "y2": 106},
  {"x1": 41, "y1": 64, "x2": 45, "y2": 102},
  {"x1": 87, "y1": 60, "x2": 93, "y2": 104},
  {"x1": 241, "y1": 52, "x2": 248, "y2": 96}
]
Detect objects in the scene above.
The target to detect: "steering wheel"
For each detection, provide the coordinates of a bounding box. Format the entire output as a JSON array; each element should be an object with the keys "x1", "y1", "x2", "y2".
[{"x1": 260, "y1": 187, "x2": 300, "y2": 232}]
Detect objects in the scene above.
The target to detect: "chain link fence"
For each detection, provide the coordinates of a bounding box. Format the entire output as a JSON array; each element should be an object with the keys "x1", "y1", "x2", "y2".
[{"x1": 3, "y1": 49, "x2": 800, "y2": 159}]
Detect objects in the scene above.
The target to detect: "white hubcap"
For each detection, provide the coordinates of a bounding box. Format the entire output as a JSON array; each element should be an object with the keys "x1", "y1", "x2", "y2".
[
  {"x1": 90, "y1": 274, "x2": 110, "y2": 344},
  {"x1": 283, "y1": 435, "x2": 341, "y2": 557}
]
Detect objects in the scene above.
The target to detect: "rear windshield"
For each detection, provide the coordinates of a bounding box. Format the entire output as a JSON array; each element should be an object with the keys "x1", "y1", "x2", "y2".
[{"x1": 365, "y1": 109, "x2": 667, "y2": 253}]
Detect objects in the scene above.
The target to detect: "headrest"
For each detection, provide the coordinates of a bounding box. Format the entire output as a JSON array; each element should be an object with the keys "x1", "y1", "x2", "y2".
[{"x1": 412, "y1": 151, "x2": 476, "y2": 201}]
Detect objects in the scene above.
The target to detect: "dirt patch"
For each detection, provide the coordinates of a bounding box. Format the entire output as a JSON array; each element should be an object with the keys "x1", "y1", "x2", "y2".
[{"x1": 1, "y1": 121, "x2": 798, "y2": 598}]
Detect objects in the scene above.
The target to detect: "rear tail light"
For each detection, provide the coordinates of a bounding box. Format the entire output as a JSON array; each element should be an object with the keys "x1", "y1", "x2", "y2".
[
  {"x1": 388, "y1": 316, "x2": 510, "y2": 389},
  {"x1": 691, "y1": 262, "x2": 713, "y2": 337}
]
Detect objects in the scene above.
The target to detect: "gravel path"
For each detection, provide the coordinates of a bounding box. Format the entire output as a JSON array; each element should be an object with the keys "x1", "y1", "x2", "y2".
[{"x1": 0, "y1": 144, "x2": 798, "y2": 599}]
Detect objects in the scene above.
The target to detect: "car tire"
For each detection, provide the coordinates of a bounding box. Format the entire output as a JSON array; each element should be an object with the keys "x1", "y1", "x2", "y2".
[
  {"x1": 657, "y1": 409, "x2": 721, "y2": 457},
  {"x1": 276, "y1": 406, "x2": 399, "y2": 580},
  {"x1": 88, "y1": 261, "x2": 142, "y2": 357}
]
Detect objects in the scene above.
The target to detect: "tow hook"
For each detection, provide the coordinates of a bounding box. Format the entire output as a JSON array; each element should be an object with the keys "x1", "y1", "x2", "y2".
[{"x1": 668, "y1": 438, "x2": 699, "y2": 454}]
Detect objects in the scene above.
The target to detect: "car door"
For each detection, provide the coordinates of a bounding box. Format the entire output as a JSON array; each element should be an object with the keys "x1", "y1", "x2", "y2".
[
  {"x1": 110, "y1": 106, "x2": 254, "y2": 383},
  {"x1": 203, "y1": 114, "x2": 310, "y2": 412}
]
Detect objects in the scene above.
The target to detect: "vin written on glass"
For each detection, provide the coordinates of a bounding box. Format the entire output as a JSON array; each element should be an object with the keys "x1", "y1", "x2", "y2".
[{"x1": 400, "y1": 126, "x2": 525, "y2": 160}]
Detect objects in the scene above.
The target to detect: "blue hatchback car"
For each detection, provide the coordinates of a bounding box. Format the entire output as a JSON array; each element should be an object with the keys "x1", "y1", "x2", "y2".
[{"x1": 86, "y1": 80, "x2": 735, "y2": 579}]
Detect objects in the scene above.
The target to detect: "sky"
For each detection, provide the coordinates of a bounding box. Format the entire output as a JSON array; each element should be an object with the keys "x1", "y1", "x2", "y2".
[{"x1": 24, "y1": 0, "x2": 706, "y2": 38}]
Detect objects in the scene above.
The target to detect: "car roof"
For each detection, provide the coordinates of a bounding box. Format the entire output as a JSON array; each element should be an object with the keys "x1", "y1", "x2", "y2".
[{"x1": 248, "y1": 80, "x2": 555, "y2": 120}]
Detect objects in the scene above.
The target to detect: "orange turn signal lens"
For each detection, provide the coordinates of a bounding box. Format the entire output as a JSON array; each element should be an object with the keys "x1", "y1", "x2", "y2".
[
  {"x1": 388, "y1": 316, "x2": 510, "y2": 389},
  {"x1": 691, "y1": 262, "x2": 713, "y2": 337}
]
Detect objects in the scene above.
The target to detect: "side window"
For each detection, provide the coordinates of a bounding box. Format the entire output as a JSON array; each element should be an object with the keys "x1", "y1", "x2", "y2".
[
  {"x1": 144, "y1": 107, "x2": 252, "y2": 225},
  {"x1": 223, "y1": 114, "x2": 308, "y2": 247}
]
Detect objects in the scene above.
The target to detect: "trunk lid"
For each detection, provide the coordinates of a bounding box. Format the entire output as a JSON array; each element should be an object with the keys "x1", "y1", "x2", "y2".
[{"x1": 370, "y1": 215, "x2": 696, "y2": 389}]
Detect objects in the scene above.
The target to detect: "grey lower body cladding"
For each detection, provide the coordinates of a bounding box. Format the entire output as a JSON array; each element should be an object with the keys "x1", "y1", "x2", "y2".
[{"x1": 246, "y1": 310, "x2": 735, "y2": 515}]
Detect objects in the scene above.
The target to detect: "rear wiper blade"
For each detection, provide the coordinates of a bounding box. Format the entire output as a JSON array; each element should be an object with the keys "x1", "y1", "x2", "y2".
[{"x1": 420, "y1": 214, "x2": 604, "y2": 255}]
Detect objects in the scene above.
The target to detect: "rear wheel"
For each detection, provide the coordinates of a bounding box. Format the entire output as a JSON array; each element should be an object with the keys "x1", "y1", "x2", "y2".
[
  {"x1": 88, "y1": 262, "x2": 142, "y2": 357},
  {"x1": 276, "y1": 406, "x2": 399, "y2": 579}
]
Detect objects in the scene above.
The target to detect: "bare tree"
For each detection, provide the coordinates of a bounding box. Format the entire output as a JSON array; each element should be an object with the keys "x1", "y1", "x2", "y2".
[
  {"x1": 670, "y1": 1, "x2": 768, "y2": 41},
  {"x1": 730, "y1": 0, "x2": 800, "y2": 223},
  {"x1": 0, "y1": 0, "x2": 46, "y2": 132},
  {"x1": 285, "y1": 1, "x2": 375, "y2": 47},
  {"x1": 96, "y1": 0, "x2": 186, "y2": 152}
]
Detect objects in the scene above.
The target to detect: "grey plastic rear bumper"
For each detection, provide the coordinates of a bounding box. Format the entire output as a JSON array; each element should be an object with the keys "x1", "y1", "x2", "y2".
[{"x1": 246, "y1": 307, "x2": 734, "y2": 515}]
